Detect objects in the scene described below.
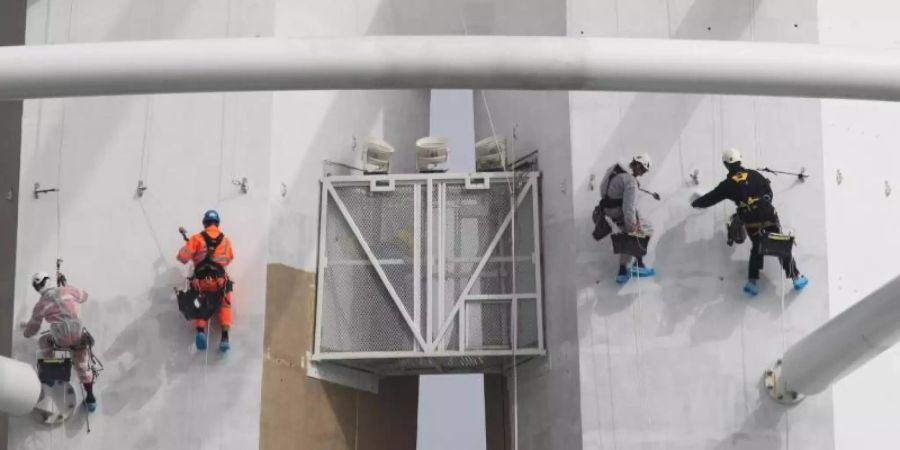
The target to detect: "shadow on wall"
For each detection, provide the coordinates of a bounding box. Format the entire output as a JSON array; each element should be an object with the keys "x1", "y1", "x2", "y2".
[
  {"x1": 712, "y1": 377, "x2": 790, "y2": 450},
  {"x1": 576, "y1": 0, "x2": 763, "y2": 204},
  {"x1": 574, "y1": 0, "x2": 769, "y2": 336},
  {"x1": 269, "y1": 1, "x2": 442, "y2": 267},
  {"x1": 577, "y1": 182, "x2": 802, "y2": 347},
  {"x1": 99, "y1": 259, "x2": 191, "y2": 416}
]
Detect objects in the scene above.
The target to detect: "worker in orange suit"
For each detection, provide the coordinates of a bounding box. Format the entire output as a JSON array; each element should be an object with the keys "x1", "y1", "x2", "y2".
[{"x1": 177, "y1": 210, "x2": 234, "y2": 353}]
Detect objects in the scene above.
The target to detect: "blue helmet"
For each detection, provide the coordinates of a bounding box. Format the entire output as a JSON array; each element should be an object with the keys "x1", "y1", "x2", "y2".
[{"x1": 202, "y1": 210, "x2": 220, "y2": 226}]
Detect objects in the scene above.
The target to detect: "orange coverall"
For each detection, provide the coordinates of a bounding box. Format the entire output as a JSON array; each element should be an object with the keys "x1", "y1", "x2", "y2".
[{"x1": 177, "y1": 225, "x2": 234, "y2": 329}]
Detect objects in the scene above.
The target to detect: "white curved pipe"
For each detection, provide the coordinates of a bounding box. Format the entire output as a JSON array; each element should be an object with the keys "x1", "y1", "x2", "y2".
[
  {"x1": 0, "y1": 355, "x2": 42, "y2": 416},
  {"x1": 770, "y1": 275, "x2": 900, "y2": 402},
  {"x1": 2, "y1": 37, "x2": 900, "y2": 100}
]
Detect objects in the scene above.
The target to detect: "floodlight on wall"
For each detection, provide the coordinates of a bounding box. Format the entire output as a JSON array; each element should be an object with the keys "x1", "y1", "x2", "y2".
[
  {"x1": 363, "y1": 138, "x2": 395, "y2": 174},
  {"x1": 415, "y1": 136, "x2": 449, "y2": 173},
  {"x1": 475, "y1": 136, "x2": 507, "y2": 172}
]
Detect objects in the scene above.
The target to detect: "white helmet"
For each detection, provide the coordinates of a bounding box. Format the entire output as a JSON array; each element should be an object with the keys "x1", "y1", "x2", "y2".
[
  {"x1": 31, "y1": 272, "x2": 51, "y2": 293},
  {"x1": 723, "y1": 148, "x2": 743, "y2": 164},
  {"x1": 632, "y1": 153, "x2": 652, "y2": 172}
]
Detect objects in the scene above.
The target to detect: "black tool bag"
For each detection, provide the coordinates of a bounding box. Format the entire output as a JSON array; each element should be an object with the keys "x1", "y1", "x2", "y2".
[
  {"x1": 176, "y1": 288, "x2": 223, "y2": 321},
  {"x1": 38, "y1": 354, "x2": 72, "y2": 384},
  {"x1": 727, "y1": 213, "x2": 747, "y2": 246},
  {"x1": 592, "y1": 205, "x2": 613, "y2": 241},
  {"x1": 611, "y1": 233, "x2": 651, "y2": 258},
  {"x1": 758, "y1": 232, "x2": 795, "y2": 258}
]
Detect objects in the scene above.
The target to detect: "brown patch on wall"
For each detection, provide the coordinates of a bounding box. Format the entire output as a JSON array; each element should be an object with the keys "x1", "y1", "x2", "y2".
[
  {"x1": 259, "y1": 263, "x2": 418, "y2": 450},
  {"x1": 484, "y1": 374, "x2": 511, "y2": 450}
]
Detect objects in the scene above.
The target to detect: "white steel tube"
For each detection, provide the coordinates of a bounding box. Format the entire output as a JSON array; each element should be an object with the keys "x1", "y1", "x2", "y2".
[
  {"x1": 769, "y1": 275, "x2": 900, "y2": 402},
  {"x1": 0, "y1": 355, "x2": 42, "y2": 416},
  {"x1": 2, "y1": 37, "x2": 900, "y2": 100}
]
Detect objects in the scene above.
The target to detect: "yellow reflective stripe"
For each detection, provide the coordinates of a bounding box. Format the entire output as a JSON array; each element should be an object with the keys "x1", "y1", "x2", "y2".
[
  {"x1": 738, "y1": 196, "x2": 760, "y2": 209},
  {"x1": 731, "y1": 172, "x2": 749, "y2": 183}
]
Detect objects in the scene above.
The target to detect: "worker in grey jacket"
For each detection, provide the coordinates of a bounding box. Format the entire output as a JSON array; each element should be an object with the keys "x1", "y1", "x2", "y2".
[{"x1": 599, "y1": 153, "x2": 656, "y2": 284}]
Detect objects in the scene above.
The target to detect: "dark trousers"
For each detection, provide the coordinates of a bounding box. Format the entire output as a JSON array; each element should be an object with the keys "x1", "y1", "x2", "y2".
[{"x1": 748, "y1": 224, "x2": 799, "y2": 280}]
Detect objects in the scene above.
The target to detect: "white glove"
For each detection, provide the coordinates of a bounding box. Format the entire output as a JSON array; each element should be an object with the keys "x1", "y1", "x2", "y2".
[
  {"x1": 19, "y1": 321, "x2": 29, "y2": 329},
  {"x1": 689, "y1": 191, "x2": 702, "y2": 203}
]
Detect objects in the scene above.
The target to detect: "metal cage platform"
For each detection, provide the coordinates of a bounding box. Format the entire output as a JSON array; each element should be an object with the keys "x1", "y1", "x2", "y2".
[{"x1": 312, "y1": 172, "x2": 545, "y2": 376}]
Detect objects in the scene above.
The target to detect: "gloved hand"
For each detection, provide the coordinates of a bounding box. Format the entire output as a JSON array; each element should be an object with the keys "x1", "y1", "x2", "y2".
[
  {"x1": 689, "y1": 192, "x2": 702, "y2": 203},
  {"x1": 19, "y1": 320, "x2": 29, "y2": 329}
]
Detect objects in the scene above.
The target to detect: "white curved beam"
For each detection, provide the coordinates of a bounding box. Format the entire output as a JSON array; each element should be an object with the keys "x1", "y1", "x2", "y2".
[
  {"x1": 0, "y1": 355, "x2": 41, "y2": 416},
  {"x1": 767, "y1": 275, "x2": 900, "y2": 404},
  {"x1": 1, "y1": 37, "x2": 900, "y2": 100}
]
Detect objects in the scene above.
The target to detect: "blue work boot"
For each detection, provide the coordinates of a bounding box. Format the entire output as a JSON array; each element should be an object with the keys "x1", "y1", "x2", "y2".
[
  {"x1": 793, "y1": 275, "x2": 809, "y2": 291},
  {"x1": 84, "y1": 391, "x2": 97, "y2": 413},
  {"x1": 743, "y1": 280, "x2": 760, "y2": 297},
  {"x1": 219, "y1": 338, "x2": 230, "y2": 354},
  {"x1": 195, "y1": 331, "x2": 207, "y2": 351},
  {"x1": 632, "y1": 266, "x2": 656, "y2": 278},
  {"x1": 615, "y1": 265, "x2": 630, "y2": 285}
]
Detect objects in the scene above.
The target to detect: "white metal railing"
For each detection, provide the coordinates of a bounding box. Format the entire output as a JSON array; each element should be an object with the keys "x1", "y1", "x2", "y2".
[{"x1": 312, "y1": 172, "x2": 544, "y2": 367}]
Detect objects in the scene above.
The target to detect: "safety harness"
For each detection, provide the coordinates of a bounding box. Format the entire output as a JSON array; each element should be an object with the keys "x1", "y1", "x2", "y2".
[
  {"x1": 193, "y1": 231, "x2": 226, "y2": 280},
  {"x1": 598, "y1": 165, "x2": 627, "y2": 209},
  {"x1": 176, "y1": 231, "x2": 232, "y2": 321}
]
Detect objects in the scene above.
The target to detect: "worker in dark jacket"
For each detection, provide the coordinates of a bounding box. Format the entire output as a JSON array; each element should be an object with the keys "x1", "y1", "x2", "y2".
[{"x1": 691, "y1": 148, "x2": 808, "y2": 296}]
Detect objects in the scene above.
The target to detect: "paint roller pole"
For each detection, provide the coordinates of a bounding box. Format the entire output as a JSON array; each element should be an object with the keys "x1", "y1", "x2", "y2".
[
  {"x1": 0, "y1": 355, "x2": 42, "y2": 416},
  {"x1": 766, "y1": 274, "x2": 900, "y2": 404}
]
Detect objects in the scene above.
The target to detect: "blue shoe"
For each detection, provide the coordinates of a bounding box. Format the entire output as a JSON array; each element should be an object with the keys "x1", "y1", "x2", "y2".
[
  {"x1": 793, "y1": 275, "x2": 809, "y2": 291},
  {"x1": 632, "y1": 266, "x2": 656, "y2": 278},
  {"x1": 615, "y1": 273, "x2": 630, "y2": 285},
  {"x1": 219, "y1": 339, "x2": 230, "y2": 353},
  {"x1": 195, "y1": 331, "x2": 207, "y2": 351},
  {"x1": 743, "y1": 281, "x2": 760, "y2": 297},
  {"x1": 84, "y1": 392, "x2": 97, "y2": 413}
]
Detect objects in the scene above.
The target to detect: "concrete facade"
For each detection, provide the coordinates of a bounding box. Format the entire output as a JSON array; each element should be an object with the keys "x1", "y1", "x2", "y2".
[
  {"x1": 9, "y1": 1, "x2": 430, "y2": 449},
  {"x1": 7, "y1": 1, "x2": 900, "y2": 449},
  {"x1": 570, "y1": 1, "x2": 833, "y2": 449},
  {"x1": 819, "y1": 1, "x2": 900, "y2": 448}
]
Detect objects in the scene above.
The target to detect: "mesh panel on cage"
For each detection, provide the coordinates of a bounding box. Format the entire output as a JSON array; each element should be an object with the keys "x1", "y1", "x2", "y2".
[
  {"x1": 454, "y1": 187, "x2": 537, "y2": 296},
  {"x1": 419, "y1": 184, "x2": 429, "y2": 343},
  {"x1": 433, "y1": 315, "x2": 460, "y2": 351},
  {"x1": 334, "y1": 184, "x2": 417, "y2": 319},
  {"x1": 466, "y1": 301, "x2": 512, "y2": 350},
  {"x1": 444, "y1": 183, "x2": 511, "y2": 302},
  {"x1": 326, "y1": 196, "x2": 367, "y2": 262},
  {"x1": 517, "y1": 298, "x2": 539, "y2": 349},
  {"x1": 316, "y1": 174, "x2": 543, "y2": 364},
  {"x1": 467, "y1": 248, "x2": 535, "y2": 295},
  {"x1": 321, "y1": 265, "x2": 415, "y2": 352}
]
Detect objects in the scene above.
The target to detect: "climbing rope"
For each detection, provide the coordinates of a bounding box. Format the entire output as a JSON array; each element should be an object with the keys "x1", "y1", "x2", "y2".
[
  {"x1": 478, "y1": 88, "x2": 521, "y2": 450},
  {"x1": 779, "y1": 267, "x2": 791, "y2": 449},
  {"x1": 630, "y1": 255, "x2": 654, "y2": 435},
  {"x1": 601, "y1": 315, "x2": 620, "y2": 450}
]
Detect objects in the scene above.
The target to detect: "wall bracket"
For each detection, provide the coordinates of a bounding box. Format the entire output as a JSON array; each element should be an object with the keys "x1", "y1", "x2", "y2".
[
  {"x1": 33, "y1": 182, "x2": 58, "y2": 199},
  {"x1": 764, "y1": 359, "x2": 804, "y2": 405},
  {"x1": 232, "y1": 177, "x2": 249, "y2": 194},
  {"x1": 136, "y1": 180, "x2": 148, "y2": 197}
]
